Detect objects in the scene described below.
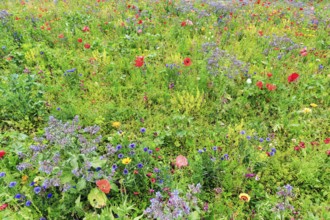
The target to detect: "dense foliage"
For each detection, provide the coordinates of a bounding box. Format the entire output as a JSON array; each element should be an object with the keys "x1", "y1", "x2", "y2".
[{"x1": 0, "y1": 0, "x2": 329, "y2": 219}]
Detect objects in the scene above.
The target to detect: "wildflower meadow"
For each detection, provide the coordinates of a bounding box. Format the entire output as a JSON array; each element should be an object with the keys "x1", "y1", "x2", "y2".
[{"x1": 0, "y1": 0, "x2": 329, "y2": 219}]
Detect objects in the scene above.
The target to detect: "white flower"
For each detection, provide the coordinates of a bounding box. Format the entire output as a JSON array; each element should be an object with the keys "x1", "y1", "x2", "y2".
[{"x1": 246, "y1": 78, "x2": 252, "y2": 84}]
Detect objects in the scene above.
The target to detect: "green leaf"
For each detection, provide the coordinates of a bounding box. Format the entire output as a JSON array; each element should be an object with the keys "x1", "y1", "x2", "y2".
[
  {"x1": 90, "y1": 157, "x2": 107, "y2": 168},
  {"x1": 188, "y1": 211, "x2": 200, "y2": 220},
  {"x1": 110, "y1": 182, "x2": 119, "y2": 192},
  {"x1": 88, "y1": 188, "x2": 107, "y2": 208},
  {"x1": 76, "y1": 178, "x2": 86, "y2": 191}
]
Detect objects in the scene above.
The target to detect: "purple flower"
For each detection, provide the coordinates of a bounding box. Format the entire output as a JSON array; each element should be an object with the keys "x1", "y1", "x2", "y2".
[
  {"x1": 34, "y1": 186, "x2": 42, "y2": 194},
  {"x1": 112, "y1": 164, "x2": 118, "y2": 170},
  {"x1": 246, "y1": 136, "x2": 251, "y2": 140},
  {"x1": 137, "y1": 163, "x2": 143, "y2": 169},
  {"x1": 212, "y1": 146, "x2": 217, "y2": 151},
  {"x1": 129, "y1": 143, "x2": 136, "y2": 149},
  {"x1": 116, "y1": 145, "x2": 122, "y2": 150},
  {"x1": 47, "y1": 193, "x2": 53, "y2": 198},
  {"x1": 0, "y1": 172, "x2": 5, "y2": 177},
  {"x1": 143, "y1": 147, "x2": 148, "y2": 152},
  {"x1": 118, "y1": 153, "x2": 124, "y2": 159},
  {"x1": 15, "y1": 194, "x2": 22, "y2": 199},
  {"x1": 123, "y1": 168, "x2": 128, "y2": 175},
  {"x1": 9, "y1": 181, "x2": 17, "y2": 188},
  {"x1": 140, "y1": 128, "x2": 146, "y2": 133},
  {"x1": 240, "y1": 130, "x2": 246, "y2": 135},
  {"x1": 26, "y1": 200, "x2": 32, "y2": 206},
  {"x1": 245, "y1": 173, "x2": 256, "y2": 178},
  {"x1": 259, "y1": 138, "x2": 264, "y2": 142}
]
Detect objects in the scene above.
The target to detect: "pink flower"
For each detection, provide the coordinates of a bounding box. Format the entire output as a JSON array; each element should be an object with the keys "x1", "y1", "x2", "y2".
[{"x1": 175, "y1": 155, "x2": 188, "y2": 168}]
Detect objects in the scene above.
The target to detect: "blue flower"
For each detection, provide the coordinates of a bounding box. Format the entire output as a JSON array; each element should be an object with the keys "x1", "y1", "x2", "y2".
[
  {"x1": 26, "y1": 200, "x2": 32, "y2": 206},
  {"x1": 137, "y1": 163, "x2": 143, "y2": 169},
  {"x1": 266, "y1": 137, "x2": 271, "y2": 142},
  {"x1": 116, "y1": 145, "x2": 122, "y2": 150},
  {"x1": 129, "y1": 143, "x2": 136, "y2": 149},
  {"x1": 15, "y1": 194, "x2": 22, "y2": 199},
  {"x1": 66, "y1": 68, "x2": 76, "y2": 73},
  {"x1": 246, "y1": 136, "x2": 251, "y2": 140},
  {"x1": 40, "y1": 217, "x2": 46, "y2": 220},
  {"x1": 30, "y1": 181, "x2": 35, "y2": 186},
  {"x1": 9, "y1": 181, "x2": 17, "y2": 188},
  {"x1": 118, "y1": 153, "x2": 124, "y2": 159},
  {"x1": 240, "y1": 130, "x2": 246, "y2": 135},
  {"x1": 47, "y1": 193, "x2": 53, "y2": 199},
  {"x1": 143, "y1": 147, "x2": 148, "y2": 152},
  {"x1": 34, "y1": 186, "x2": 41, "y2": 194},
  {"x1": 0, "y1": 172, "x2": 5, "y2": 177},
  {"x1": 198, "y1": 149, "x2": 203, "y2": 153},
  {"x1": 271, "y1": 148, "x2": 276, "y2": 153},
  {"x1": 148, "y1": 149, "x2": 153, "y2": 154},
  {"x1": 212, "y1": 146, "x2": 217, "y2": 151},
  {"x1": 140, "y1": 128, "x2": 146, "y2": 133},
  {"x1": 112, "y1": 164, "x2": 117, "y2": 170},
  {"x1": 259, "y1": 138, "x2": 264, "y2": 142},
  {"x1": 123, "y1": 168, "x2": 128, "y2": 175}
]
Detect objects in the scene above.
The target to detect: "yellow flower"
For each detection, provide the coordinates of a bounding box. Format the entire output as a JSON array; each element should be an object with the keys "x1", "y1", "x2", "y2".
[
  {"x1": 303, "y1": 108, "x2": 312, "y2": 114},
  {"x1": 122, "y1": 157, "x2": 132, "y2": 165},
  {"x1": 239, "y1": 193, "x2": 251, "y2": 202},
  {"x1": 310, "y1": 103, "x2": 318, "y2": 108},
  {"x1": 22, "y1": 175, "x2": 28, "y2": 184},
  {"x1": 112, "y1": 121, "x2": 121, "y2": 129}
]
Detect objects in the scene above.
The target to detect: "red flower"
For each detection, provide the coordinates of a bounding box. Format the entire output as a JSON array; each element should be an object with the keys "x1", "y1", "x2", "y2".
[
  {"x1": 155, "y1": 147, "x2": 160, "y2": 152},
  {"x1": 133, "y1": 170, "x2": 139, "y2": 174},
  {"x1": 326, "y1": 150, "x2": 330, "y2": 156},
  {"x1": 0, "y1": 150, "x2": 5, "y2": 159},
  {"x1": 300, "y1": 48, "x2": 308, "y2": 56},
  {"x1": 256, "y1": 81, "x2": 263, "y2": 89},
  {"x1": 0, "y1": 203, "x2": 8, "y2": 211},
  {"x1": 96, "y1": 179, "x2": 111, "y2": 194},
  {"x1": 288, "y1": 73, "x2": 299, "y2": 83},
  {"x1": 299, "y1": 142, "x2": 306, "y2": 148},
  {"x1": 82, "y1": 26, "x2": 90, "y2": 32},
  {"x1": 151, "y1": 178, "x2": 156, "y2": 183},
  {"x1": 77, "y1": 38, "x2": 83, "y2": 43},
  {"x1": 138, "y1": 20, "x2": 143, "y2": 24},
  {"x1": 146, "y1": 172, "x2": 152, "y2": 177},
  {"x1": 84, "y1": 43, "x2": 91, "y2": 49},
  {"x1": 294, "y1": 146, "x2": 300, "y2": 151},
  {"x1": 266, "y1": 83, "x2": 276, "y2": 91},
  {"x1": 267, "y1": 73, "x2": 272, "y2": 78},
  {"x1": 183, "y1": 57, "x2": 192, "y2": 66},
  {"x1": 135, "y1": 56, "x2": 144, "y2": 67},
  {"x1": 258, "y1": 30, "x2": 263, "y2": 36},
  {"x1": 324, "y1": 138, "x2": 330, "y2": 144},
  {"x1": 133, "y1": 192, "x2": 140, "y2": 195},
  {"x1": 58, "y1": 33, "x2": 64, "y2": 39},
  {"x1": 181, "y1": 21, "x2": 187, "y2": 27}
]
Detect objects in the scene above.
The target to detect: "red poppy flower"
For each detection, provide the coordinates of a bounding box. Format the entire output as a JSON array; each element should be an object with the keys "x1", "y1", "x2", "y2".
[
  {"x1": 256, "y1": 81, "x2": 263, "y2": 89},
  {"x1": 266, "y1": 83, "x2": 276, "y2": 91},
  {"x1": 0, "y1": 150, "x2": 5, "y2": 159},
  {"x1": 138, "y1": 20, "x2": 143, "y2": 24},
  {"x1": 96, "y1": 179, "x2": 111, "y2": 194},
  {"x1": 181, "y1": 21, "x2": 187, "y2": 27},
  {"x1": 288, "y1": 73, "x2": 299, "y2": 83},
  {"x1": 135, "y1": 56, "x2": 144, "y2": 67},
  {"x1": 77, "y1": 38, "x2": 83, "y2": 43},
  {"x1": 183, "y1": 57, "x2": 192, "y2": 66},
  {"x1": 175, "y1": 155, "x2": 188, "y2": 168},
  {"x1": 84, "y1": 43, "x2": 91, "y2": 49},
  {"x1": 58, "y1": 33, "x2": 64, "y2": 39},
  {"x1": 324, "y1": 138, "x2": 330, "y2": 144},
  {"x1": 267, "y1": 73, "x2": 272, "y2": 78},
  {"x1": 0, "y1": 203, "x2": 8, "y2": 211},
  {"x1": 82, "y1": 26, "x2": 90, "y2": 32}
]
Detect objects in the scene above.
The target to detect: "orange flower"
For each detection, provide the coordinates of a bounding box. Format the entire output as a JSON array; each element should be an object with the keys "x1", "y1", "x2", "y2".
[{"x1": 96, "y1": 179, "x2": 111, "y2": 194}]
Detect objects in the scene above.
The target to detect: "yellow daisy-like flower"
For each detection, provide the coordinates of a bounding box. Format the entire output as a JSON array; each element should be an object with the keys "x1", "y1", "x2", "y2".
[
  {"x1": 122, "y1": 157, "x2": 132, "y2": 165},
  {"x1": 310, "y1": 103, "x2": 318, "y2": 108},
  {"x1": 112, "y1": 121, "x2": 121, "y2": 129},
  {"x1": 239, "y1": 193, "x2": 251, "y2": 202},
  {"x1": 303, "y1": 108, "x2": 312, "y2": 114}
]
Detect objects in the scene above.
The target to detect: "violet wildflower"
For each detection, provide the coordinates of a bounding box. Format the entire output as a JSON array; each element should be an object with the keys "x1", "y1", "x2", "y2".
[
  {"x1": 0, "y1": 172, "x2": 5, "y2": 177},
  {"x1": 9, "y1": 181, "x2": 17, "y2": 188},
  {"x1": 34, "y1": 186, "x2": 41, "y2": 194},
  {"x1": 140, "y1": 128, "x2": 146, "y2": 133},
  {"x1": 26, "y1": 200, "x2": 32, "y2": 206},
  {"x1": 123, "y1": 168, "x2": 128, "y2": 175},
  {"x1": 137, "y1": 163, "x2": 143, "y2": 169},
  {"x1": 14, "y1": 194, "x2": 22, "y2": 199}
]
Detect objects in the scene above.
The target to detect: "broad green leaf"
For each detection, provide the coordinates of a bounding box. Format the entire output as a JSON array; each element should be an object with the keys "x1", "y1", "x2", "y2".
[{"x1": 88, "y1": 188, "x2": 107, "y2": 208}]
